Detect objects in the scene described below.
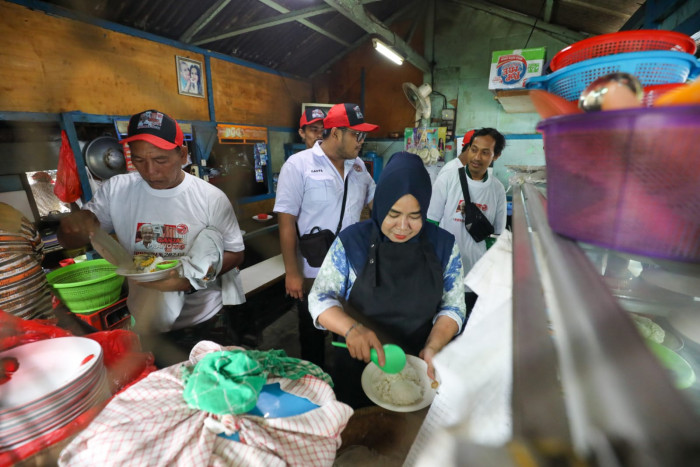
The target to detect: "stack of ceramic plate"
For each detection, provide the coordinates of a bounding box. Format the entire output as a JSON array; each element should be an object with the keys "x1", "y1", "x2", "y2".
[{"x1": 0, "y1": 337, "x2": 109, "y2": 450}]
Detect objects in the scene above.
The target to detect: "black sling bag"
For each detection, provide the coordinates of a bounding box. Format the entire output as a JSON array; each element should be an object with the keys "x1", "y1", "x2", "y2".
[
  {"x1": 458, "y1": 167, "x2": 494, "y2": 243},
  {"x1": 296, "y1": 175, "x2": 349, "y2": 267}
]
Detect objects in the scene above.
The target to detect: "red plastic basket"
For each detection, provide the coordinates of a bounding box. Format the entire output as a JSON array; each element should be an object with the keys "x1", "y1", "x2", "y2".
[{"x1": 551, "y1": 30, "x2": 697, "y2": 71}]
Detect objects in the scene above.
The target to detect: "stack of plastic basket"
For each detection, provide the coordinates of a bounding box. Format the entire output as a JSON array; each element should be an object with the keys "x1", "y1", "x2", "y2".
[
  {"x1": 527, "y1": 31, "x2": 700, "y2": 263},
  {"x1": 526, "y1": 30, "x2": 699, "y2": 105}
]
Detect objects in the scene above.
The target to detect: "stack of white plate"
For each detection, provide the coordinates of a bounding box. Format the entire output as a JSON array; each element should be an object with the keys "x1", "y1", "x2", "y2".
[{"x1": 0, "y1": 337, "x2": 109, "y2": 450}]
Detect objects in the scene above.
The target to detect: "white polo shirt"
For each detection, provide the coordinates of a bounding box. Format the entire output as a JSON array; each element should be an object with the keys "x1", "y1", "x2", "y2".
[{"x1": 274, "y1": 141, "x2": 375, "y2": 278}]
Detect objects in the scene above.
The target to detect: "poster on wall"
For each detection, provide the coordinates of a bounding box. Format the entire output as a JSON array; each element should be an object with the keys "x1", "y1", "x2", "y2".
[
  {"x1": 176, "y1": 56, "x2": 205, "y2": 98},
  {"x1": 404, "y1": 127, "x2": 447, "y2": 165}
]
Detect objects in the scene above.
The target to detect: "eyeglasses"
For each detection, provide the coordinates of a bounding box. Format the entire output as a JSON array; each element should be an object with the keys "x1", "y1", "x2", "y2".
[{"x1": 340, "y1": 128, "x2": 368, "y2": 142}]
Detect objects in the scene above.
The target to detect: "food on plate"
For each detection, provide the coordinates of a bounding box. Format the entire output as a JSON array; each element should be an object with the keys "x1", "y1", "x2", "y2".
[
  {"x1": 430, "y1": 380, "x2": 439, "y2": 390},
  {"x1": 133, "y1": 254, "x2": 164, "y2": 273},
  {"x1": 632, "y1": 315, "x2": 665, "y2": 344},
  {"x1": 372, "y1": 359, "x2": 424, "y2": 406},
  {"x1": 257, "y1": 213, "x2": 269, "y2": 220}
]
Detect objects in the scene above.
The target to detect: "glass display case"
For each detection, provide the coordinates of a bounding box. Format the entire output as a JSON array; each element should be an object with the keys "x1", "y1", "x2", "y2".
[
  {"x1": 409, "y1": 183, "x2": 700, "y2": 466},
  {"x1": 509, "y1": 183, "x2": 700, "y2": 465}
]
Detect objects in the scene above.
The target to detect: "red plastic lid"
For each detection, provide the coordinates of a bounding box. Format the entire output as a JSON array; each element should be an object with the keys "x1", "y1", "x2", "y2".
[{"x1": 551, "y1": 30, "x2": 697, "y2": 71}]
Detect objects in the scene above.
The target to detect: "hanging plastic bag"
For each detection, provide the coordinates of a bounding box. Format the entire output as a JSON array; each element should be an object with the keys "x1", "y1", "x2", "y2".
[{"x1": 54, "y1": 130, "x2": 82, "y2": 203}]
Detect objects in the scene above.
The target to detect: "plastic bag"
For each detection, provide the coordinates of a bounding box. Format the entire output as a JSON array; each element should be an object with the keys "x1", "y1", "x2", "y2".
[
  {"x1": 54, "y1": 130, "x2": 82, "y2": 203},
  {"x1": 0, "y1": 309, "x2": 70, "y2": 351}
]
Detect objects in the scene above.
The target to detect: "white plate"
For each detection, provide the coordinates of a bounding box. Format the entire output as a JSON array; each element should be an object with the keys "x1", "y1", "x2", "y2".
[
  {"x1": 252, "y1": 214, "x2": 273, "y2": 222},
  {"x1": 0, "y1": 337, "x2": 102, "y2": 410},
  {"x1": 116, "y1": 264, "x2": 182, "y2": 282},
  {"x1": 361, "y1": 355, "x2": 437, "y2": 412}
]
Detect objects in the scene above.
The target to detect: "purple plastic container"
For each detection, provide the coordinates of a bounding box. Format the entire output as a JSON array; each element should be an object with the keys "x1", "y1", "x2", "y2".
[{"x1": 537, "y1": 105, "x2": 700, "y2": 262}]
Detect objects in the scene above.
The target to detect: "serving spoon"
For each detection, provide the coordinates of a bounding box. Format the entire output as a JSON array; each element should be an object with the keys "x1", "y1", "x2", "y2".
[{"x1": 331, "y1": 341, "x2": 407, "y2": 374}]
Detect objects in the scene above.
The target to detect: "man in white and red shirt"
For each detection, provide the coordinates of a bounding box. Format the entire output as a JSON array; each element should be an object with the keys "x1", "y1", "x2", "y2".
[
  {"x1": 427, "y1": 128, "x2": 507, "y2": 313},
  {"x1": 59, "y1": 110, "x2": 244, "y2": 364}
]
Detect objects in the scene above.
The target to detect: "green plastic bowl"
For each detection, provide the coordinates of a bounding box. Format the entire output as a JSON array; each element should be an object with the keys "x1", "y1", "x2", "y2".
[{"x1": 46, "y1": 259, "x2": 124, "y2": 314}]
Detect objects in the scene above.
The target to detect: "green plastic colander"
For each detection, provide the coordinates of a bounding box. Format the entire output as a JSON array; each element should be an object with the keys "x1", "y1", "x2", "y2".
[{"x1": 46, "y1": 259, "x2": 125, "y2": 314}]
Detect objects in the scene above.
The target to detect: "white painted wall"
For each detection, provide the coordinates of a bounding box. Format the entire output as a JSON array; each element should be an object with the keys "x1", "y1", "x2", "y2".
[{"x1": 431, "y1": 2, "x2": 572, "y2": 189}]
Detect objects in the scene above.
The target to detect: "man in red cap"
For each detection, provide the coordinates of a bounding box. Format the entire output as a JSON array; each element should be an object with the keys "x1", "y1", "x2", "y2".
[
  {"x1": 58, "y1": 109, "x2": 245, "y2": 365},
  {"x1": 274, "y1": 103, "x2": 378, "y2": 368},
  {"x1": 298, "y1": 106, "x2": 326, "y2": 149},
  {"x1": 427, "y1": 128, "x2": 508, "y2": 319}
]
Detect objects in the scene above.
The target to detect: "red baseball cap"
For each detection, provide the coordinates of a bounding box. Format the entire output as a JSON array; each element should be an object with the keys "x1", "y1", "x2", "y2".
[
  {"x1": 300, "y1": 107, "x2": 326, "y2": 128},
  {"x1": 324, "y1": 103, "x2": 379, "y2": 132},
  {"x1": 462, "y1": 129, "x2": 475, "y2": 150},
  {"x1": 121, "y1": 110, "x2": 184, "y2": 150}
]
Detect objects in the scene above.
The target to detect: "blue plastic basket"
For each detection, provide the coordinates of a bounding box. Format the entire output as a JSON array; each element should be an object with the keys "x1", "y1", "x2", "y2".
[{"x1": 526, "y1": 51, "x2": 700, "y2": 102}]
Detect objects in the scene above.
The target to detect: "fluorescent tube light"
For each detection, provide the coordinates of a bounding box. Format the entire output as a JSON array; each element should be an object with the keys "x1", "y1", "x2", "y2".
[{"x1": 372, "y1": 38, "x2": 404, "y2": 65}]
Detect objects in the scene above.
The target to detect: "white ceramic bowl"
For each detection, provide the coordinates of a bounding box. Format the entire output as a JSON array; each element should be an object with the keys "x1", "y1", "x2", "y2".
[{"x1": 361, "y1": 355, "x2": 438, "y2": 412}]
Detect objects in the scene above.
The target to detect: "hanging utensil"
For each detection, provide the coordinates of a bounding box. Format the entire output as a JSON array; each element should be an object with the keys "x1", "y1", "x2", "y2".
[
  {"x1": 89, "y1": 229, "x2": 133, "y2": 270},
  {"x1": 84, "y1": 136, "x2": 126, "y2": 180}
]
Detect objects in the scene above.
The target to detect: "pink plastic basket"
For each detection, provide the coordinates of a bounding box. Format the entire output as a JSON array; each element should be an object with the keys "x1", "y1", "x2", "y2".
[{"x1": 537, "y1": 105, "x2": 700, "y2": 262}]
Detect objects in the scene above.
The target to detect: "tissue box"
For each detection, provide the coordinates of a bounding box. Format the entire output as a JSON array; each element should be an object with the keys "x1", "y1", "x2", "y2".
[{"x1": 488, "y1": 47, "x2": 546, "y2": 90}]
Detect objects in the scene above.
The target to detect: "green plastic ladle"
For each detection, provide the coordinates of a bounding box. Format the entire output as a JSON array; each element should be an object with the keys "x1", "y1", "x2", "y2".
[
  {"x1": 156, "y1": 260, "x2": 180, "y2": 270},
  {"x1": 331, "y1": 341, "x2": 406, "y2": 374}
]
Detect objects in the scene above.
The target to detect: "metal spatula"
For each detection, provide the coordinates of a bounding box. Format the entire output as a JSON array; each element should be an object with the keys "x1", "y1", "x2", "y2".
[{"x1": 89, "y1": 229, "x2": 134, "y2": 270}]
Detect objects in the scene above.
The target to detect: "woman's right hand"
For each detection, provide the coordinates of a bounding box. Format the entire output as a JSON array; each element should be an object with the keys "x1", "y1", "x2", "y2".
[{"x1": 346, "y1": 325, "x2": 385, "y2": 366}]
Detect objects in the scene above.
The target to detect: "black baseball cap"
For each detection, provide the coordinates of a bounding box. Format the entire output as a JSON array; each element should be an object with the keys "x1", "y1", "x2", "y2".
[
  {"x1": 121, "y1": 110, "x2": 184, "y2": 150},
  {"x1": 300, "y1": 107, "x2": 326, "y2": 127}
]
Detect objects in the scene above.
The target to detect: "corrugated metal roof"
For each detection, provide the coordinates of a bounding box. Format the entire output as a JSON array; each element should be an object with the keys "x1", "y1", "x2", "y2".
[{"x1": 34, "y1": 0, "x2": 645, "y2": 78}]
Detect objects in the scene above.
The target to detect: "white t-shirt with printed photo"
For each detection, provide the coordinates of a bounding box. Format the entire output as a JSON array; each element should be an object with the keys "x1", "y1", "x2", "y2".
[
  {"x1": 85, "y1": 172, "x2": 244, "y2": 329},
  {"x1": 427, "y1": 159, "x2": 507, "y2": 276}
]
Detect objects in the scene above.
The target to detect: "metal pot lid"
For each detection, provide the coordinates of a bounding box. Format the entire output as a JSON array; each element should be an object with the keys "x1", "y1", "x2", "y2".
[{"x1": 84, "y1": 136, "x2": 126, "y2": 180}]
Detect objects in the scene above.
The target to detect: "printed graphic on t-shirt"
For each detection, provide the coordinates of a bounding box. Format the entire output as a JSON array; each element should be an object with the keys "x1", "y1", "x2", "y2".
[
  {"x1": 454, "y1": 200, "x2": 488, "y2": 223},
  {"x1": 134, "y1": 222, "x2": 189, "y2": 257}
]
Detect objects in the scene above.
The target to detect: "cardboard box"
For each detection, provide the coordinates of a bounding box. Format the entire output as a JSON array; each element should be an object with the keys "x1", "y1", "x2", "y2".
[{"x1": 488, "y1": 47, "x2": 546, "y2": 90}]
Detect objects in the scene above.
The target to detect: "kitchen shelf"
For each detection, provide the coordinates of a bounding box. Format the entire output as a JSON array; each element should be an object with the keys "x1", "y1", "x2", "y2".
[{"x1": 494, "y1": 89, "x2": 536, "y2": 113}]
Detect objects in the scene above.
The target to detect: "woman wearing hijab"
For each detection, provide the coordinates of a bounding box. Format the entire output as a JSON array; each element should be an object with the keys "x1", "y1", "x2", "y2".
[{"x1": 308, "y1": 152, "x2": 465, "y2": 407}]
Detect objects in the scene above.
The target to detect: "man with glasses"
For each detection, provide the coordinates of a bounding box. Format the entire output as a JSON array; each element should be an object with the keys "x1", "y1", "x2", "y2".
[
  {"x1": 427, "y1": 127, "x2": 507, "y2": 319},
  {"x1": 274, "y1": 103, "x2": 378, "y2": 368}
]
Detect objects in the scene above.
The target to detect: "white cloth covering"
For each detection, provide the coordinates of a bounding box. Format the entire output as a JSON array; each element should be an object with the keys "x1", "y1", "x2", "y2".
[
  {"x1": 405, "y1": 231, "x2": 513, "y2": 466},
  {"x1": 131, "y1": 227, "x2": 246, "y2": 333},
  {"x1": 59, "y1": 341, "x2": 353, "y2": 467}
]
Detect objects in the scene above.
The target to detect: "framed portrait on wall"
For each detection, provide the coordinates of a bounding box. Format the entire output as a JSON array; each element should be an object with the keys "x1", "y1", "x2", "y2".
[{"x1": 176, "y1": 56, "x2": 205, "y2": 98}]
